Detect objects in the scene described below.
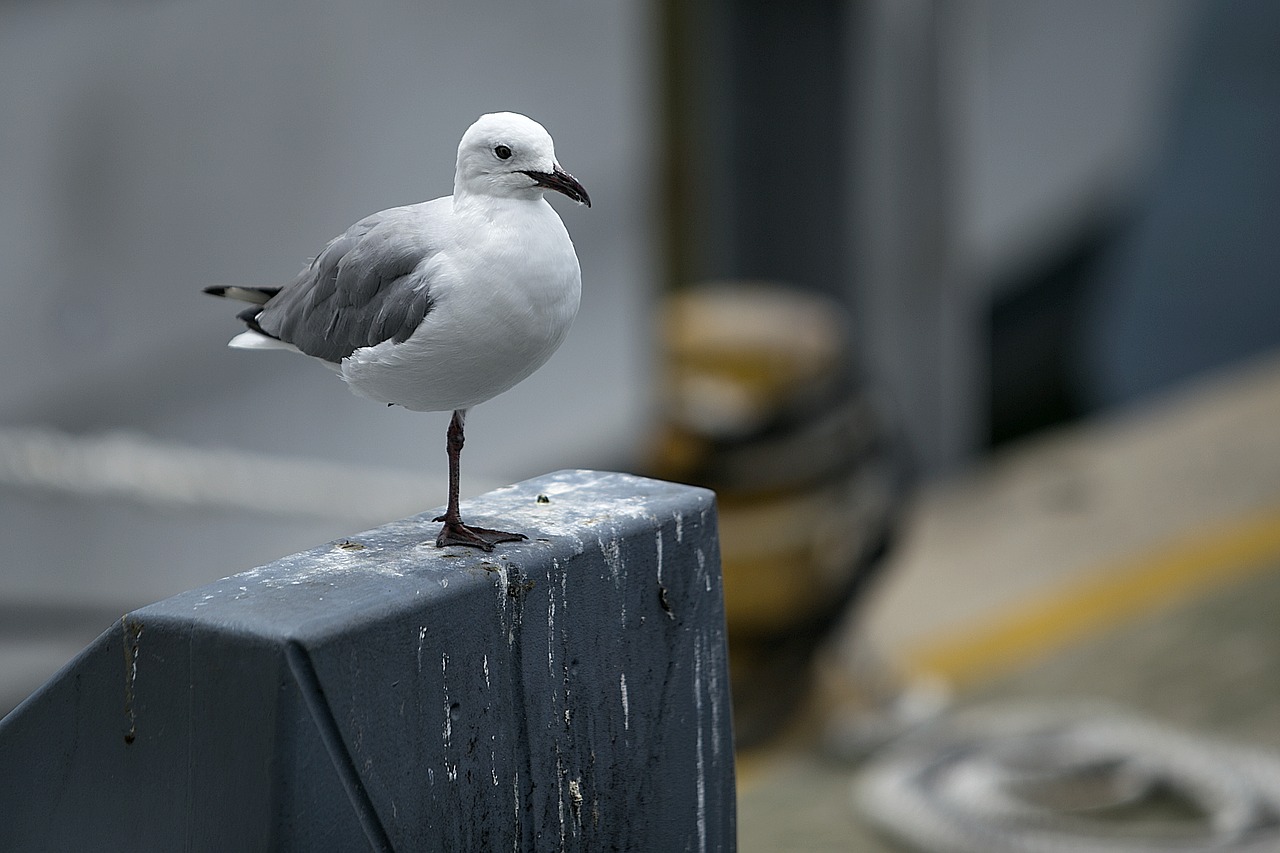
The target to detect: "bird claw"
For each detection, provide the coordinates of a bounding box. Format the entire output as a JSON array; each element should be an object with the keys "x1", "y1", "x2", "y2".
[{"x1": 434, "y1": 519, "x2": 527, "y2": 551}]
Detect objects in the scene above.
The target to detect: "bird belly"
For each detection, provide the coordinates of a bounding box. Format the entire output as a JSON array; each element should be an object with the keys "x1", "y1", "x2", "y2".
[{"x1": 338, "y1": 266, "x2": 580, "y2": 412}]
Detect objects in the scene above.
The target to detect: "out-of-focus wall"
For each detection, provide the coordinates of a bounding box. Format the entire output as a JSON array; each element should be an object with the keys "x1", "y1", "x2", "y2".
[
  {"x1": 849, "y1": 0, "x2": 1200, "y2": 473},
  {"x1": 0, "y1": 0, "x2": 653, "y2": 469}
]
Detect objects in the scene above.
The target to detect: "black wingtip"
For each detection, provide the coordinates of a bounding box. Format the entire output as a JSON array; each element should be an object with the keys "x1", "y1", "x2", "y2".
[{"x1": 203, "y1": 285, "x2": 228, "y2": 297}]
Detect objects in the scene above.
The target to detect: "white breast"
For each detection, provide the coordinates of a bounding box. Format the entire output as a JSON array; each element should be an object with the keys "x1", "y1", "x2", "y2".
[{"x1": 338, "y1": 198, "x2": 582, "y2": 412}]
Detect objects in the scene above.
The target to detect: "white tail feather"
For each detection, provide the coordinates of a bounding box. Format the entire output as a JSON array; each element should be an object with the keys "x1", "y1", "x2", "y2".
[{"x1": 228, "y1": 330, "x2": 299, "y2": 353}]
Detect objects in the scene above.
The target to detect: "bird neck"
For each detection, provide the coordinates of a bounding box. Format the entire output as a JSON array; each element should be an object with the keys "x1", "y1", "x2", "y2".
[{"x1": 452, "y1": 189, "x2": 547, "y2": 220}]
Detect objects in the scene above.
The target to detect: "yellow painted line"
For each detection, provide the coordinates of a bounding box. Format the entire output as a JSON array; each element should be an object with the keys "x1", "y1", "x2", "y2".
[{"x1": 902, "y1": 503, "x2": 1280, "y2": 688}]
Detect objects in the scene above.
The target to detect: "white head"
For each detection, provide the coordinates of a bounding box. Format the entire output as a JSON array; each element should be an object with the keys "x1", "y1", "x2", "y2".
[{"x1": 454, "y1": 112, "x2": 591, "y2": 207}]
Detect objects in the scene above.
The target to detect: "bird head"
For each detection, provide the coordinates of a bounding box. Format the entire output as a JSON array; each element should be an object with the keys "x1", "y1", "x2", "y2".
[{"x1": 454, "y1": 112, "x2": 591, "y2": 208}]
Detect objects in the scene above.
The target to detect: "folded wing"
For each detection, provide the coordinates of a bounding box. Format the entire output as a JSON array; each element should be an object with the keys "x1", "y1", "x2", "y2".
[{"x1": 251, "y1": 204, "x2": 443, "y2": 364}]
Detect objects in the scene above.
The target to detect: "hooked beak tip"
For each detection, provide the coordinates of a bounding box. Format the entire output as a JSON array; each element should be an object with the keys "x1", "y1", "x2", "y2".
[{"x1": 522, "y1": 166, "x2": 591, "y2": 208}]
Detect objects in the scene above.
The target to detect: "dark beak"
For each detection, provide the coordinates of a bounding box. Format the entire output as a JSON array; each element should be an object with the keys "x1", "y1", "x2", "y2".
[{"x1": 520, "y1": 165, "x2": 591, "y2": 207}]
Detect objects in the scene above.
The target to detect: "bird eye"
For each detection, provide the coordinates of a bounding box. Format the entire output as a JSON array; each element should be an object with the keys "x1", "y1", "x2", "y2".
[{"x1": 494, "y1": 144, "x2": 513, "y2": 160}]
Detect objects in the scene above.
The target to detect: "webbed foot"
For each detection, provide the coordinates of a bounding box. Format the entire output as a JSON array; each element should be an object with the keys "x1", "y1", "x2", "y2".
[{"x1": 433, "y1": 516, "x2": 528, "y2": 551}]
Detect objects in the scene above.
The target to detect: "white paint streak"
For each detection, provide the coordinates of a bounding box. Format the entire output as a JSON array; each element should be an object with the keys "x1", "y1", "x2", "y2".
[
  {"x1": 127, "y1": 625, "x2": 141, "y2": 694},
  {"x1": 620, "y1": 672, "x2": 630, "y2": 731},
  {"x1": 442, "y1": 651, "x2": 452, "y2": 746},
  {"x1": 674, "y1": 511, "x2": 684, "y2": 543},
  {"x1": 512, "y1": 772, "x2": 522, "y2": 853},
  {"x1": 598, "y1": 534, "x2": 622, "y2": 582},
  {"x1": 555, "y1": 556, "x2": 567, "y2": 607},
  {"x1": 494, "y1": 562, "x2": 516, "y2": 645},
  {"x1": 694, "y1": 636, "x2": 708, "y2": 853},
  {"x1": 707, "y1": 632, "x2": 723, "y2": 758},
  {"x1": 442, "y1": 651, "x2": 457, "y2": 783},
  {"x1": 655, "y1": 529, "x2": 664, "y2": 583},
  {"x1": 416, "y1": 626, "x2": 428, "y2": 673},
  {"x1": 547, "y1": 581, "x2": 557, "y2": 676},
  {"x1": 483, "y1": 653, "x2": 490, "y2": 689},
  {"x1": 599, "y1": 530, "x2": 628, "y2": 622},
  {"x1": 695, "y1": 547, "x2": 711, "y2": 592},
  {"x1": 556, "y1": 754, "x2": 567, "y2": 848},
  {"x1": 568, "y1": 778, "x2": 583, "y2": 823}
]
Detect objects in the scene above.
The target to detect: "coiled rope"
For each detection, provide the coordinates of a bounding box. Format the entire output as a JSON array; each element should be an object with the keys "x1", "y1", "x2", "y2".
[{"x1": 853, "y1": 703, "x2": 1280, "y2": 853}]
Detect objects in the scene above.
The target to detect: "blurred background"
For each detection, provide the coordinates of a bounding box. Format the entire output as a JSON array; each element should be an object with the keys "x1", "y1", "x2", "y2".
[{"x1": 4, "y1": 0, "x2": 1280, "y2": 849}]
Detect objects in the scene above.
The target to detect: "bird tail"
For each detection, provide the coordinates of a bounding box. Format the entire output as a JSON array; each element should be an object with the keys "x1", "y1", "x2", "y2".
[
  {"x1": 227, "y1": 329, "x2": 300, "y2": 353},
  {"x1": 202, "y1": 285, "x2": 281, "y2": 305},
  {"x1": 204, "y1": 285, "x2": 288, "y2": 348}
]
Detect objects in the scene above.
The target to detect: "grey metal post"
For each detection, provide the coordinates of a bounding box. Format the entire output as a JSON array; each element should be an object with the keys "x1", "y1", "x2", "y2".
[{"x1": 0, "y1": 470, "x2": 735, "y2": 852}]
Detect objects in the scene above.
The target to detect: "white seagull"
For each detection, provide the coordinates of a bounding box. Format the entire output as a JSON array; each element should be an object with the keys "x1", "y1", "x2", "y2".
[{"x1": 205, "y1": 112, "x2": 590, "y2": 550}]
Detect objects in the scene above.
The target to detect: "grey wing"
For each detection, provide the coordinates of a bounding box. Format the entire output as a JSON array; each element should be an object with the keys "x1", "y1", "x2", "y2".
[{"x1": 253, "y1": 205, "x2": 440, "y2": 363}]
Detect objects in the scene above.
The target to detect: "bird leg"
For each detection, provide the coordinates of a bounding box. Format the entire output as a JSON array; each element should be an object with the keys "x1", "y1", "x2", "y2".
[{"x1": 433, "y1": 409, "x2": 527, "y2": 551}]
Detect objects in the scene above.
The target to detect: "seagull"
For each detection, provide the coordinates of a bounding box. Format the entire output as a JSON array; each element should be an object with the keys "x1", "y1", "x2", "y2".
[{"x1": 204, "y1": 112, "x2": 590, "y2": 551}]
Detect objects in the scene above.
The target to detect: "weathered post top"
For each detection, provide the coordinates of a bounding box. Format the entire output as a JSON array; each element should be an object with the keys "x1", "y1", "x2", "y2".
[{"x1": 0, "y1": 470, "x2": 736, "y2": 852}]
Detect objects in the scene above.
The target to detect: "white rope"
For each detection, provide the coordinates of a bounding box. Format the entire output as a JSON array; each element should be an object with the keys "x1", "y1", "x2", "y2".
[
  {"x1": 0, "y1": 425, "x2": 496, "y2": 524},
  {"x1": 853, "y1": 702, "x2": 1280, "y2": 853}
]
